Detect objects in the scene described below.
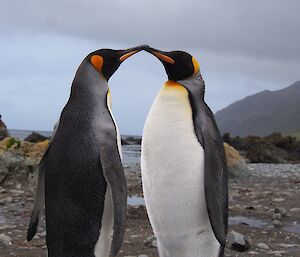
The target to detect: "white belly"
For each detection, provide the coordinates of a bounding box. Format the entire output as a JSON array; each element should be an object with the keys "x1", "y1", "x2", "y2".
[{"x1": 141, "y1": 83, "x2": 219, "y2": 257}]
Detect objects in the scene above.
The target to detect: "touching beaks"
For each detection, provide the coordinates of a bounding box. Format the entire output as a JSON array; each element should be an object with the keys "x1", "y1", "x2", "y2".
[
  {"x1": 141, "y1": 46, "x2": 175, "y2": 64},
  {"x1": 119, "y1": 45, "x2": 150, "y2": 62}
]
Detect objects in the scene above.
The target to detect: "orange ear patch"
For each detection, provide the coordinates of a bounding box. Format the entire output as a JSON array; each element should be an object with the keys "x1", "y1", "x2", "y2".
[
  {"x1": 91, "y1": 55, "x2": 104, "y2": 72},
  {"x1": 152, "y1": 52, "x2": 175, "y2": 64},
  {"x1": 192, "y1": 57, "x2": 200, "y2": 74}
]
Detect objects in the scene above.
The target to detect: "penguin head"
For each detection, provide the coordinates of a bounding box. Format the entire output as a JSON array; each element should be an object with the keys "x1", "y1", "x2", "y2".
[
  {"x1": 88, "y1": 45, "x2": 148, "y2": 81},
  {"x1": 142, "y1": 46, "x2": 200, "y2": 81}
]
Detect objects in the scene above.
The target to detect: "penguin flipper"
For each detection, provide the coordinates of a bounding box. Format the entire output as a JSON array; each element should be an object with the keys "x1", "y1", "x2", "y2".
[
  {"x1": 27, "y1": 150, "x2": 48, "y2": 241},
  {"x1": 100, "y1": 146, "x2": 127, "y2": 257},
  {"x1": 196, "y1": 103, "x2": 228, "y2": 247},
  {"x1": 27, "y1": 121, "x2": 58, "y2": 241}
]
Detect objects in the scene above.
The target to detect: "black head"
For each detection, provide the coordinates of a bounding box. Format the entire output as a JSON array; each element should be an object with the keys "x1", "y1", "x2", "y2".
[
  {"x1": 142, "y1": 46, "x2": 200, "y2": 81},
  {"x1": 88, "y1": 45, "x2": 148, "y2": 81}
]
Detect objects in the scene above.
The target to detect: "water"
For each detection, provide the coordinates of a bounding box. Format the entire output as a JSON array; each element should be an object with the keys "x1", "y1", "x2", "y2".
[
  {"x1": 122, "y1": 145, "x2": 141, "y2": 165},
  {"x1": 9, "y1": 129, "x2": 52, "y2": 140},
  {"x1": 127, "y1": 196, "x2": 145, "y2": 206},
  {"x1": 229, "y1": 216, "x2": 300, "y2": 235},
  {"x1": 8, "y1": 129, "x2": 142, "y2": 164},
  {"x1": 284, "y1": 223, "x2": 300, "y2": 234},
  {"x1": 228, "y1": 216, "x2": 269, "y2": 228}
]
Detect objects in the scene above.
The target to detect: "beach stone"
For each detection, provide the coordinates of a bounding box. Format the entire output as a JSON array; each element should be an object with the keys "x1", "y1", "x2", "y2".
[
  {"x1": 272, "y1": 198, "x2": 285, "y2": 202},
  {"x1": 248, "y1": 251, "x2": 259, "y2": 255},
  {"x1": 224, "y1": 143, "x2": 249, "y2": 177},
  {"x1": 0, "y1": 233, "x2": 12, "y2": 246},
  {"x1": 138, "y1": 255, "x2": 149, "y2": 257},
  {"x1": 257, "y1": 242, "x2": 270, "y2": 250},
  {"x1": 269, "y1": 250, "x2": 287, "y2": 256},
  {"x1": 272, "y1": 220, "x2": 282, "y2": 227},
  {"x1": 144, "y1": 235, "x2": 157, "y2": 248},
  {"x1": 0, "y1": 196, "x2": 13, "y2": 204},
  {"x1": 272, "y1": 213, "x2": 282, "y2": 220},
  {"x1": 227, "y1": 231, "x2": 250, "y2": 252},
  {"x1": 279, "y1": 243, "x2": 300, "y2": 248},
  {"x1": 274, "y1": 207, "x2": 287, "y2": 217},
  {"x1": 290, "y1": 208, "x2": 300, "y2": 213}
]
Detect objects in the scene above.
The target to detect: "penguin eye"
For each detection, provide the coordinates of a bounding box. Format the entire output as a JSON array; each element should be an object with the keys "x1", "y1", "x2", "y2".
[{"x1": 90, "y1": 55, "x2": 104, "y2": 73}]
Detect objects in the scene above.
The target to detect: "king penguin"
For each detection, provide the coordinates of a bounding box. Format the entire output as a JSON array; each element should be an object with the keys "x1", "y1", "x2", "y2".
[
  {"x1": 141, "y1": 46, "x2": 228, "y2": 257},
  {"x1": 27, "y1": 46, "x2": 144, "y2": 257}
]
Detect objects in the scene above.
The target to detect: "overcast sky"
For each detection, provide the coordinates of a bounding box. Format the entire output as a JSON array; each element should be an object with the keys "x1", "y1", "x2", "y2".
[{"x1": 1, "y1": 0, "x2": 299, "y2": 135}]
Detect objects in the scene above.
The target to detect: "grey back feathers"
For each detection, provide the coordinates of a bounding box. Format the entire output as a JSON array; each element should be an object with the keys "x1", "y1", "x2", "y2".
[{"x1": 178, "y1": 72, "x2": 228, "y2": 249}]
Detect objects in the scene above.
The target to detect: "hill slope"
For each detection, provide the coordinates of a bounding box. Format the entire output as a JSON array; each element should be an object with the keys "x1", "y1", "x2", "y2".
[{"x1": 215, "y1": 81, "x2": 300, "y2": 136}]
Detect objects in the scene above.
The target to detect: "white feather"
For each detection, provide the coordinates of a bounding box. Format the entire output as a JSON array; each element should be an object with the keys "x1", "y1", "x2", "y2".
[{"x1": 141, "y1": 83, "x2": 220, "y2": 257}]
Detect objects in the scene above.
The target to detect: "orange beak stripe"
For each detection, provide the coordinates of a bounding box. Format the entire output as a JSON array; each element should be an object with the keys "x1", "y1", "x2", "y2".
[
  {"x1": 152, "y1": 52, "x2": 175, "y2": 64},
  {"x1": 119, "y1": 50, "x2": 139, "y2": 62}
]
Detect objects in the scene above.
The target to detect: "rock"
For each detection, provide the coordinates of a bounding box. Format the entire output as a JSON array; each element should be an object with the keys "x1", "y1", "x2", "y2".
[
  {"x1": 121, "y1": 136, "x2": 142, "y2": 145},
  {"x1": 272, "y1": 198, "x2": 285, "y2": 202},
  {"x1": 272, "y1": 213, "x2": 282, "y2": 220},
  {"x1": 272, "y1": 220, "x2": 282, "y2": 227},
  {"x1": 224, "y1": 143, "x2": 249, "y2": 177},
  {"x1": 138, "y1": 255, "x2": 149, "y2": 257},
  {"x1": 36, "y1": 231, "x2": 46, "y2": 238},
  {"x1": 24, "y1": 132, "x2": 49, "y2": 143},
  {"x1": 0, "y1": 233, "x2": 12, "y2": 246},
  {"x1": 246, "y1": 141, "x2": 290, "y2": 163},
  {"x1": 274, "y1": 207, "x2": 287, "y2": 217},
  {"x1": 268, "y1": 250, "x2": 287, "y2": 256},
  {"x1": 0, "y1": 115, "x2": 10, "y2": 140},
  {"x1": 279, "y1": 243, "x2": 300, "y2": 248},
  {"x1": 257, "y1": 242, "x2": 270, "y2": 250},
  {"x1": 0, "y1": 196, "x2": 13, "y2": 204},
  {"x1": 290, "y1": 208, "x2": 300, "y2": 213},
  {"x1": 9, "y1": 189, "x2": 25, "y2": 195},
  {"x1": 144, "y1": 235, "x2": 157, "y2": 248},
  {"x1": 227, "y1": 231, "x2": 250, "y2": 252},
  {"x1": 248, "y1": 251, "x2": 259, "y2": 255}
]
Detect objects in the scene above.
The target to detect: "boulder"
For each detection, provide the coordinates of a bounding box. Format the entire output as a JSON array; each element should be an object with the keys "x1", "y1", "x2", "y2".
[
  {"x1": 228, "y1": 230, "x2": 251, "y2": 252},
  {"x1": 224, "y1": 143, "x2": 249, "y2": 177},
  {"x1": 246, "y1": 142, "x2": 290, "y2": 163},
  {"x1": 24, "y1": 132, "x2": 49, "y2": 142},
  {"x1": 0, "y1": 115, "x2": 9, "y2": 140}
]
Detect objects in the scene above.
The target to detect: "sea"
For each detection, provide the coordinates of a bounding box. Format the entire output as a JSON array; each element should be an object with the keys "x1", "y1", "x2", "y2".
[{"x1": 8, "y1": 129, "x2": 141, "y2": 165}]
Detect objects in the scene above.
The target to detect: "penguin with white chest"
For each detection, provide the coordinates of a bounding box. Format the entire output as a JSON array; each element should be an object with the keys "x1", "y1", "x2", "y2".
[
  {"x1": 141, "y1": 46, "x2": 228, "y2": 257},
  {"x1": 27, "y1": 46, "x2": 144, "y2": 257}
]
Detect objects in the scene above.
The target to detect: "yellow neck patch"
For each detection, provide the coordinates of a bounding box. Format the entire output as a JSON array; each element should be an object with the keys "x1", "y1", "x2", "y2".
[
  {"x1": 164, "y1": 80, "x2": 187, "y2": 92},
  {"x1": 91, "y1": 55, "x2": 104, "y2": 72},
  {"x1": 192, "y1": 57, "x2": 200, "y2": 75}
]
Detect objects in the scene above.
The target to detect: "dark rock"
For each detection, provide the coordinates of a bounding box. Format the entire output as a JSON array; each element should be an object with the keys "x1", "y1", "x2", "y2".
[
  {"x1": 246, "y1": 142, "x2": 289, "y2": 163},
  {"x1": 0, "y1": 115, "x2": 9, "y2": 140},
  {"x1": 228, "y1": 231, "x2": 251, "y2": 252},
  {"x1": 24, "y1": 132, "x2": 49, "y2": 142},
  {"x1": 144, "y1": 235, "x2": 157, "y2": 248},
  {"x1": 121, "y1": 136, "x2": 142, "y2": 145}
]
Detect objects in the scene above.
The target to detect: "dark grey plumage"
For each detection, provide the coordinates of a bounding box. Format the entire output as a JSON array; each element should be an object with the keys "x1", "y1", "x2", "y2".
[{"x1": 178, "y1": 72, "x2": 228, "y2": 256}]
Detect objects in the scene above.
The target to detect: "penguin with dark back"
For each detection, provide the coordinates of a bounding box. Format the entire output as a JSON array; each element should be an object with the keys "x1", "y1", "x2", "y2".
[
  {"x1": 141, "y1": 46, "x2": 228, "y2": 257},
  {"x1": 27, "y1": 46, "x2": 145, "y2": 257}
]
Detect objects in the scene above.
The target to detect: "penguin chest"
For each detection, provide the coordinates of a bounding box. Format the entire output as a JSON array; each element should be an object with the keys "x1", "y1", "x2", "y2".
[{"x1": 141, "y1": 84, "x2": 209, "y2": 236}]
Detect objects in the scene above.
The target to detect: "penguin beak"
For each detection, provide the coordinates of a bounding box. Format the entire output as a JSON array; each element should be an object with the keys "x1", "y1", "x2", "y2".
[
  {"x1": 142, "y1": 46, "x2": 175, "y2": 64},
  {"x1": 119, "y1": 45, "x2": 149, "y2": 62}
]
